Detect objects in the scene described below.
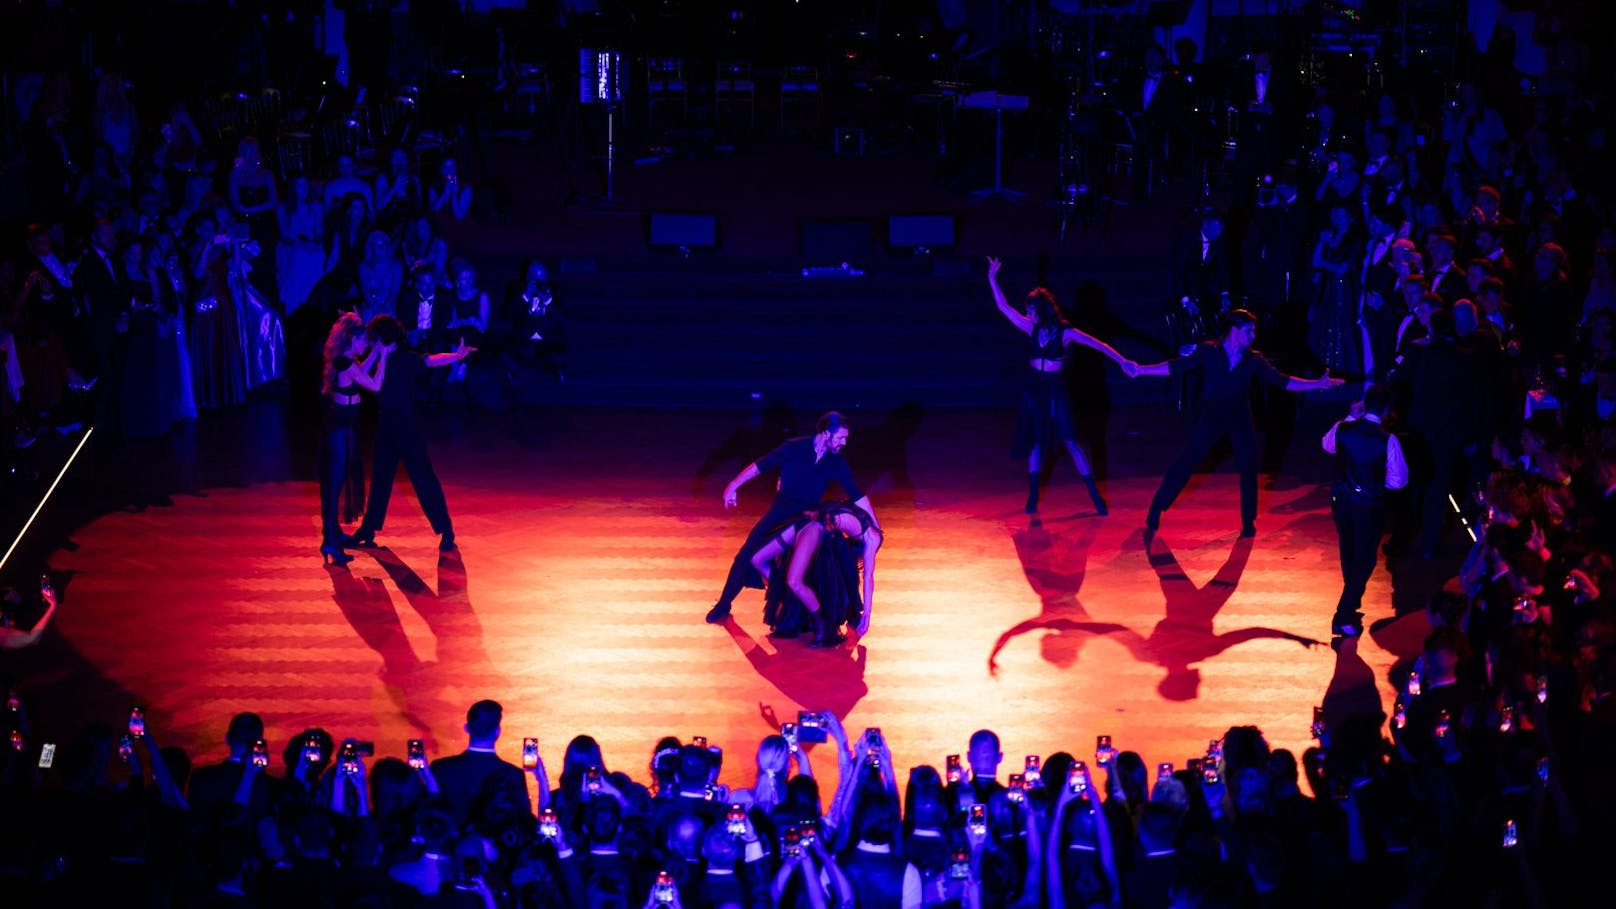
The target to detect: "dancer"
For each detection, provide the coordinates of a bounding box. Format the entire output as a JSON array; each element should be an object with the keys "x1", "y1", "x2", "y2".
[
  {"x1": 706, "y1": 411, "x2": 876, "y2": 624},
  {"x1": 344, "y1": 315, "x2": 474, "y2": 552},
  {"x1": 318, "y1": 313, "x2": 391, "y2": 565},
  {"x1": 987, "y1": 256, "x2": 1133, "y2": 515},
  {"x1": 749, "y1": 500, "x2": 883, "y2": 645},
  {"x1": 1135, "y1": 309, "x2": 1343, "y2": 536},
  {"x1": 1321, "y1": 384, "x2": 1407, "y2": 637}
]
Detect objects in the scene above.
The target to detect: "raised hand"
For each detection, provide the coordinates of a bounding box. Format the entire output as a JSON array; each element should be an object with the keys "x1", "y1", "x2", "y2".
[{"x1": 986, "y1": 256, "x2": 1002, "y2": 279}]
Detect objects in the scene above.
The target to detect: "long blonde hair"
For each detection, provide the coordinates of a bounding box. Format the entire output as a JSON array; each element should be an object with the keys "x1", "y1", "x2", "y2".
[
  {"x1": 751, "y1": 735, "x2": 790, "y2": 813},
  {"x1": 322, "y1": 312, "x2": 365, "y2": 395}
]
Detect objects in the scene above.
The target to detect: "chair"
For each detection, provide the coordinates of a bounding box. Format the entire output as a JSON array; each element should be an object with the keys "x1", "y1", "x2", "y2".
[
  {"x1": 275, "y1": 130, "x2": 317, "y2": 182},
  {"x1": 646, "y1": 57, "x2": 687, "y2": 126},
  {"x1": 714, "y1": 60, "x2": 755, "y2": 129},
  {"x1": 779, "y1": 63, "x2": 820, "y2": 129},
  {"x1": 375, "y1": 92, "x2": 418, "y2": 148}
]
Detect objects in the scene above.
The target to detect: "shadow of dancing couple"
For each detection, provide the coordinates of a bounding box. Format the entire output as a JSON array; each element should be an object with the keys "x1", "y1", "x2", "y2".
[
  {"x1": 989, "y1": 520, "x2": 1323, "y2": 699},
  {"x1": 325, "y1": 546, "x2": 501, "y2": 743}
]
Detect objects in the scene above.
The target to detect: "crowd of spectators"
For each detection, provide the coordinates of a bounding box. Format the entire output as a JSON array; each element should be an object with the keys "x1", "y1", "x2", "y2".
[
  {"x1": 0, "y1": 3, "x2": 568, "y2": 463},
  {"x1": 6, "y1": 2, "x2": 1616, "y2": 907}
]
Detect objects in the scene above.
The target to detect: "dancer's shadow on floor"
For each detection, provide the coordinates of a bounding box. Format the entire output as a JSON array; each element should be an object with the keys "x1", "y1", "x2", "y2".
[
  {"x1": 690, "y1": 400, "x2": 799, "y2": 499},
  {"x1": 990, "y1": 532, "x2": 1323, "y2": 700},
  {"x1": 721, "y1": 620, "x2": 868, "y2": 720},
  {"x1": 326, "y1": 547, "x2": 497, "y2": 743},
  {"x1": 845, "y1": 401, "x2": 924, "y2": 512},
  {"x1": 988, "y1": 519, "x2": 1103, "y2": 675}
]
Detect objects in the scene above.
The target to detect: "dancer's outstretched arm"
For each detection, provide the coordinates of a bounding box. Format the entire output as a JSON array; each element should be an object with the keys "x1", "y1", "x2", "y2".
[
  {"x1": 424, "y1": 340, "x2": 475, "y2": 368},
  {"x1": 1061, "y1": 325, "x2": 1131, "y2": 370},
  {"x1": 987, "y1": 256, "x2": 1034, "y2": 334}
]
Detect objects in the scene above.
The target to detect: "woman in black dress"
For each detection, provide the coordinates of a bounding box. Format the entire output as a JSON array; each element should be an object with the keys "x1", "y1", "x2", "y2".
[
  {"x1": 988, "y1": 256, "x2": 1134, "y2": 515},
  {"x1": 319, "y1": 312, "x2": 391, "y2": 564},
  {"x1": 750, "y1": 500, "x2": 883, "y2": 646}
]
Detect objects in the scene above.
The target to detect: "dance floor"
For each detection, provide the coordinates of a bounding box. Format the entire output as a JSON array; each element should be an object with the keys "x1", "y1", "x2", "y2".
[{"x1": 22, "y1": 405, "x2": 1432, "y2": 790}]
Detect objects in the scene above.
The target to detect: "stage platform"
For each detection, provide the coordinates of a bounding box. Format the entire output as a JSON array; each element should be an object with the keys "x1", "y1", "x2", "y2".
[{"x1": 2, "y1": 401, "x2": 1449, "y2": 791}]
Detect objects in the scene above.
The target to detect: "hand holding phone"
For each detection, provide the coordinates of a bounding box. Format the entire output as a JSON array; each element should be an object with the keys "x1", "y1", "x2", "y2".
[
  {"x1": 946, "y1": 754, "x2": 963, "y2": 784},
  {"x1": 251, "y1": 739, "x2": 269, "y2": 768},
  {"x1": 128, "y1": 706, "x2": 146, "y2": 738},
  {"x1": 538, "y1": 808, "x2": 560, "y2": 839},
  {"x1": 522, "y1": 737, "x2": 539, "y2": 770},
  {"x1": 408, "y1": 739, "x2": 426, "y2": 771},
  {"x1": 1095, "y1": 736, "x2": 1115, "y2": 768},
  {"x1": 726, "y1": 803, "x2": 748, "y2": 837},
  {"x1": 967, "y1": 803, "x2": 988, "y2": 840}
]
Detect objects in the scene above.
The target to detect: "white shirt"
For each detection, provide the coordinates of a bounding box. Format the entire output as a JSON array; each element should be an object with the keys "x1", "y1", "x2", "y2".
[
  {"x1": 1254, "y1": 71, "x2": 1268, "y2": 104},
  {"x1": 844, "y1": 842, "x2": 926, "y2": 909},
  {"x1": 1321, "y1": 413, "x2": 1410, "y2": 490},
  {"x1": 416, "y1": 295, "x2": 435, "y2": 331}
]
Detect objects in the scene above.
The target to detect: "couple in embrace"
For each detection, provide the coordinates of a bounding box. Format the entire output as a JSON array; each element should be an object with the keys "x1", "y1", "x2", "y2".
[
  {"x1": 706, "y1": 411, "x2": 884, "y2": 649},
  {"x1": 318, "y1": 313, "x2": 474, "y2": 564}
]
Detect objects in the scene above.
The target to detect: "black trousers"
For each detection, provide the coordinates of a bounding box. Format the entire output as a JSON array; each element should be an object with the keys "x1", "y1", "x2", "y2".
[
  {"x1": 358, "y1": 413, "x2": 452, "y2": 536},
  {"x1": 1150, "y1": 409, "x2": 1259, "y2": 526},
  {"x1": 1414, "y1": 441, "x2": 1465, "y2": 556},
  {"x1": 716, "y1": 500, "x2": 804, "y2": 609},
  {"x1": 1331, "y1": 495, "x2": 1386, "y2": 621}
]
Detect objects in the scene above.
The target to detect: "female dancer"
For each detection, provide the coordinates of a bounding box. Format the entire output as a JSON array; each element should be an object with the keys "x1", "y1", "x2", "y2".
[
  {"x1": 988, "y1": 256, "x2": 1133, "y2": 514},
  {"x1": 750, "y1": 500, "x2": 882, "y2": 646},
  {"x1": 319, "y1": 313, "x2": 391, "y2": 564}
]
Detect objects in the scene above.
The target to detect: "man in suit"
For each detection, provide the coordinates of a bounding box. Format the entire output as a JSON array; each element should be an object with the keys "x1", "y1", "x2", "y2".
[
  {"x1": 1321, "y1": 384, "x2": 1409, "y2": 637},
  {"x1": 1360, "y1": 206, "x2": 1404, "y2": 382},
  {"x1": 73, "y1": 218, "x2": 130, "y2": 430},
  {"x1": 187, "y1": 712, "x2": 273, "y2": 819},
  {"x1": 1426, "y1": 233, "x2": 1468, "y2": 305},
  {"x1": 1173, "y1": 209, "x2": 1230, "y2": 319},
  {"x1": 1122, "y1": 43, "x2": 1181, "y2": 194},
  {"x1": 1240, "y1": 166, "x2": 1312, "y2": 353},
  {"x1": 1395, "y1": 308, "x2": 1486, "y2": 559},
  {"x1": 1231, "y1": 43, "x2": 1297, "y2": 202},
  {"x1": 429, "y1": 699, "x2": 532, "y2": 828}
]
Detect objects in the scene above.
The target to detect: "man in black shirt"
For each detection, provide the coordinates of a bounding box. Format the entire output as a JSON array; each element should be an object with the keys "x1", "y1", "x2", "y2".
[
  {"x1": 1135, "y1": 310, "x2": 1343, "y2": 536},
  {"x1": 346, "y1": 315, "x2": 473, "y2": 551},
  {"x1": 706, "y1": 411, "x2": 877, "y2": 623}
]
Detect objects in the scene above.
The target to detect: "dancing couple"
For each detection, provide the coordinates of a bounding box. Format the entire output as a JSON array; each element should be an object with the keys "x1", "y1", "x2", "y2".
[
  {"x1": 706, "y1": 412, "x2": 882, "y2": 648},
  {"x1": 318, "y1": 313, "x2": 475, "y2": 564},
  {"x1": 988, "y1": 257, "x2": 1343, "y2": 534}
]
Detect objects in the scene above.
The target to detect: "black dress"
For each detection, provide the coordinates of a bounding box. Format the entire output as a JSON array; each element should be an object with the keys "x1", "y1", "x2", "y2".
[{"x1": 762, "y1": 501, "x2": 878, "y2": 637}]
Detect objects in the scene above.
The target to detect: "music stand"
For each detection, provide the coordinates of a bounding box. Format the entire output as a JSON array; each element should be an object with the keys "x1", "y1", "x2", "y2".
[
  {"x1": 963, "y1": 91, "x2": 1029, "y2": 203},
  {"x1": 574, "y1": 48, "x2": 626, "y2": 209}
]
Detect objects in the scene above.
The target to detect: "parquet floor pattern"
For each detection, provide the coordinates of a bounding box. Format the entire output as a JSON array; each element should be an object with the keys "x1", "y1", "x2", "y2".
[{"x1": 34, "y1": 409, "x2": 1417, "y2": 791}]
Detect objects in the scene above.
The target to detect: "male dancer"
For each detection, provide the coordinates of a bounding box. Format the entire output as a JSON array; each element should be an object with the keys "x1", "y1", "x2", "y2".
[
  {"x1": 344, "y1": 315, "x2": 473, "y2": 551},
  {"x1": 706, "y1": 411, "x2": 877, "y2": 624},
  {"x1": 1134, "y1": 309, "x2": 1343, "y2": 536},
  {"x1": 1321, "y1": 384, "x2": 1408, "y2": 637}
]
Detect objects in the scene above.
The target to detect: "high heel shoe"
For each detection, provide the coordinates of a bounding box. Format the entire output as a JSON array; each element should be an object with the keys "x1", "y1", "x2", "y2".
[
  {"x1": 321, "y1": 542, "x2": 354, "y2": 565},
  {"x1": 1081, "y1": 475, "x2": 1108, "y2": 516},
  {"x1": 342, "y1": 529, "x2": 377, "y2": 548},
  {"x1": 807, "y1": 611, "x2": 845, "y2": 649}
]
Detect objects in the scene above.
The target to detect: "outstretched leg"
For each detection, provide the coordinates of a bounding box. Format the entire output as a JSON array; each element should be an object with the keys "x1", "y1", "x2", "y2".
[
  {"x1": 1025, "y1": 448, "x2": 1043, "y2": 514},
  {"x1": 1063, "y1": 439, "x2": 1107, "y2": 515}
]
